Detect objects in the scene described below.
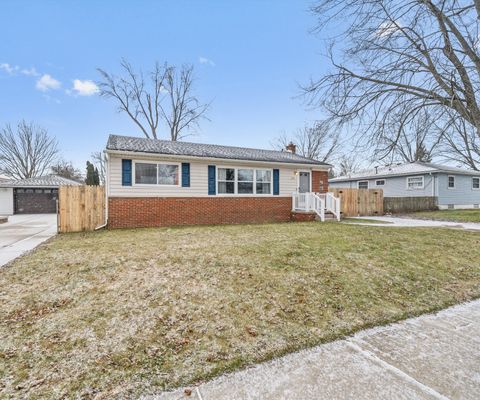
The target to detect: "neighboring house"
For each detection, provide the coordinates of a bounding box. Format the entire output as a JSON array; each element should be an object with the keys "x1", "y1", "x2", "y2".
[
  {"x1": 105, "y1": 135, "x2": 332, "y2": 228},
  {"x1": 329, "y1": 162, "x2": 480, "y2": 210},
  {"x1": 0, "y1": 175, "x2": 81, "y2": 215}
]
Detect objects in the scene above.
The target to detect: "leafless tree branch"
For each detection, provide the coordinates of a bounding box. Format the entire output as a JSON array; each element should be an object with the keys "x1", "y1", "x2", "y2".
[{"x1": 0, "y1": 121, "x2": 59, "y2": 179}]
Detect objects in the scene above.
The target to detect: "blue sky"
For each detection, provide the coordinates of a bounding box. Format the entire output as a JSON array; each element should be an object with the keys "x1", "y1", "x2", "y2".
[{"x1": 1, "y1": 0, "x2": 331, "y2": 170}]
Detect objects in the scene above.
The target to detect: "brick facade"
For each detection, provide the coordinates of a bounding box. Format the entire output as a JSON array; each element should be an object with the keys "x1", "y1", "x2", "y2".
[
  {"x1": 312, "y1": 170, "x2": 329, "y2": 193},
  {"x1": 291, "y1": 211, "x2": 317, "y2": 222},
  {"x1": 108, "y1": 196, "x2": 293, "y2": 229}
]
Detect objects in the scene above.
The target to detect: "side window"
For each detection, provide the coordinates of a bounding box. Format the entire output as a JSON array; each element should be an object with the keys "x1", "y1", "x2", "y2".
[
  {"x1": 358, "y1": 181, "x2": 369, "y2": 189},
  {"x1": 448, "y1": 175, "x2": 455, "y2": 189},
  {"x1": 473, "y1": 177, "x2": 480, "y2": 190}
]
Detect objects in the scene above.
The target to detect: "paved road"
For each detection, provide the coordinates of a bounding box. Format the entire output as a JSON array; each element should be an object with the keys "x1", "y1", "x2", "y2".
[
  {"x1": 153, "y1": 300, "x2": 480, "y2": 400},
  {"x1": 349, "y1": 216, "x2": 480, "y2": 231},
  {"x1": 0, "y1": 214, "x2": 57, "y2": 267}
]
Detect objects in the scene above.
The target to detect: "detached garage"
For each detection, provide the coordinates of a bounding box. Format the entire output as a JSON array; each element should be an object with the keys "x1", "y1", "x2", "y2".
[{"x1": 0, "y1": 175, "x2": 81, "y2": 215}]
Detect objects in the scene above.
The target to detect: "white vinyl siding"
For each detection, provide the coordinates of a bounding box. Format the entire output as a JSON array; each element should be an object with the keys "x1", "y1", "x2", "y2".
[{"x1": 108, "y1": 154, "x2": 314, "y2": 197}]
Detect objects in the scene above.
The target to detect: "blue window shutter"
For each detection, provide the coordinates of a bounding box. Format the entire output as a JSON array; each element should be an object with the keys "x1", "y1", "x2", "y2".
[
  {"x1": 122, "y1": 159, "x2": 132, "y2": 186},
  {"x1": 273, "y1": 169, "x2": 280, "y2": 195},
  {"x1": 181, "y1": 163, "x2": 190, "y2": 187},
  {"x1": 208, "y1": 165, "x2": 216, "y2": 195}
]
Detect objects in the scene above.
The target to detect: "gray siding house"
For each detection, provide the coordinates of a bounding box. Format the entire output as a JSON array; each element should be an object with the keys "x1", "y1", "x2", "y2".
[{"x1": 329, "y1": 162, "x2": 480, "y2": 210}]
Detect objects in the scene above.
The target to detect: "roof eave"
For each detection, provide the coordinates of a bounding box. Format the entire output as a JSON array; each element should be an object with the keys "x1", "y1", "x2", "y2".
[{"x1": 105, "y1": 148, "x2": 331, "y2": 169}]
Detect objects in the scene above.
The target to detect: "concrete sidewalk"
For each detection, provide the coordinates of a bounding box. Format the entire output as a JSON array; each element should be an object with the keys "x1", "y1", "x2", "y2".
[
  {"x1": 348, "y1": 216, "x2": 480, "y2": 231},
  {"x1": 0, "y1": 214, "x2": 57, "y2": 267},
  {"x1": 153, "y1": 300, "x2": 480, "y2": 400}
]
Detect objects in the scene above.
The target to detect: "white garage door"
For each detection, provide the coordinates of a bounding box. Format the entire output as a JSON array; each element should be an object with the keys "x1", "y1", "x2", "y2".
[{"x1": 0, "y1": 188, "x2": 14, "y2": 215}]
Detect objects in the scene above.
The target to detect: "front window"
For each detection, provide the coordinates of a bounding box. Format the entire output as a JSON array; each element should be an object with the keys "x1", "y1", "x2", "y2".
[
  {"x1": 158, "y1": 164, "x2": 179, "y2": 185},
  {"x1": 237, "y1": 169, "x2": 254, "y2": 194},
  {"x1": 256, "y1": 169, "x2": 272, "y2": 194},
  {"x1": 473, "y1": 177, "x2": 480, "y2": 190},
  {"x1": 218, "y1": 168, "x2": 235, "y2": 194},
  {"x1": 358, "y1": 181, "x2": 369, "y2": 189},
  {"x1": 407, "y1": 176, "x2": 424, "y2": 190},
  {"x1": 135, "y1": 162, "x2": 179, "y2": 185},
  {"x1": 375, "y1": 179, "x2": 385, "y2": 186},
  {"x1": 448, "y1": 176, "x2": 455, "y2": 189},
  {"x1": 217, "y1": 167, "x2": 272, "y2": 194}
]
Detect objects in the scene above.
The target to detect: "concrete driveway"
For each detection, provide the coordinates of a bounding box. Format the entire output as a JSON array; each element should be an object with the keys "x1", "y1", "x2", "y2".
[
  {"x1": 0, "y1": 214, "x2": 57, "y2": 267},
  {"x1": 155, "y1": 300, "x2": 480, "y2": 400}
]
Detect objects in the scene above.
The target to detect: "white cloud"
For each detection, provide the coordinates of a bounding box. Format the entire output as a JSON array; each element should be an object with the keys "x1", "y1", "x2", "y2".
[
  {"x1": 72, "y1": 79, "x2": 99, "y2": 96},
  {"x1": 0, "y1": 63, "x2": 19, "y2": 75},
  {"x1": 376, "y1": 21, "x2": 401, "y2": 37},
  {"x1": 21, "y1": 67, "x2": 39, "y2": 77},
  {"x1": 199, "y1": 56, "x2": 215, "y2": 67},
  {"x1": 36, "y1": 74, "x2": 61, "y2": 91}
]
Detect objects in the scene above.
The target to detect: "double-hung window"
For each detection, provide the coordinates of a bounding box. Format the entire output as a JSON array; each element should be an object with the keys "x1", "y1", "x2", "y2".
[
  {"x1": 407, "y1": 176, "x2": 424, "y2": 190},
  {"x1": 238, "y1": 169, "x2": 254, "y2": 194},
  {"x1": 256, "y1": 170, "x2": 272, "y2": 194},
  {"x1": 473, "y1": 177, "x2": 480, "y2": 190},
  {"x1": 217, "y1": 167, "x2": 272, "y2": 194},
  {"x1": 358, "y1": 181, "x2": 369, "y2": 189},
  {"x1": 448, "y1": 175, "x2": 455, "y2": 189},
  {"x1": 218, "y1": 168, "x2": 235, "y2": 194},
  {"x1": 134, "y1": 162, "x2": 179, "y2": 185}
]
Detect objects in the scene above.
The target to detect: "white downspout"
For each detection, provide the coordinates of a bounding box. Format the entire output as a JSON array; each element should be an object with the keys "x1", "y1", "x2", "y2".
[{"x1": 95, "y1": 151, "x2": 109, "y2": 230}]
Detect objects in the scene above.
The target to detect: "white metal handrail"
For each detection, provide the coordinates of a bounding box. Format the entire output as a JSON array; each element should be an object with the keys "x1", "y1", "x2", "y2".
[
  {"x1": 292, "y1": 192, "x2": 325, "y2": 221},
  {"x1": 325, "y1": 192, "x2": 341, "y2": 221},
  {"x1": 292, "y1": 191, "x2": 340, "y2": 222}
]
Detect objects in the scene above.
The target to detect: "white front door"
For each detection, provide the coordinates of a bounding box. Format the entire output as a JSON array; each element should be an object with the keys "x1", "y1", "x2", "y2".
[{"x1": 298, "y1": 171, "x2": 311, "y2": 193}]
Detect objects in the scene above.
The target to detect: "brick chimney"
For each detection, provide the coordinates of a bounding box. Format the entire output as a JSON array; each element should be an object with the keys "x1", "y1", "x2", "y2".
[{"x1": 286, "y1": 142, "x2": 296, "y2": 154}]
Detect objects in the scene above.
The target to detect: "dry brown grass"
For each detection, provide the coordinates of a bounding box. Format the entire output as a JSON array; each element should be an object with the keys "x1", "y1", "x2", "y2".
[{"x1": 1, "y1": 222, "x2": 479, "y2": 398}]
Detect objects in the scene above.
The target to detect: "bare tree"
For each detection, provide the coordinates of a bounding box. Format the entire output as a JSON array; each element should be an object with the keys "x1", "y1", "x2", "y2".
[
  {"x1": 98, "y1": 60, "x2": 209, "y2": 140},
  {"x1": 336, "y1": 155, "x2": 360, "y2": 177},
  {"x1": 51, "y1": 159, "x2": 83, "y2": 181},
  {"x1": 0, "y1": 121, "x2": 59, "y2": 179},
  {"x1": 304, "y1": 0, "x2": 480, "y2": 170},
  {"x1": 273, "y1": 121, "x2": 340, "y2": 163},
  {"x1": 91, "y1": 151, "x2": 106, "y2": 184},
  {"x1": 376, "y1": 109, "x2": 442, "y2": 163}
]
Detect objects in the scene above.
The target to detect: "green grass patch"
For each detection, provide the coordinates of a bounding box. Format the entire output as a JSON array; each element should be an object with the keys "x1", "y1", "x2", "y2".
[
  {"x1": 1, "y1": 223, "x2": 479, "y2": 398},
  {"x1": 407, "y1": 209, "x2": 480, "y2": 223}
]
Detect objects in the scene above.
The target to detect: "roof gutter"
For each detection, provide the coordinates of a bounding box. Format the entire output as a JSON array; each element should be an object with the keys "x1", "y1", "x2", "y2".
[{"x1": 105, "y1": 149, "x2": 331, "y2": 170}]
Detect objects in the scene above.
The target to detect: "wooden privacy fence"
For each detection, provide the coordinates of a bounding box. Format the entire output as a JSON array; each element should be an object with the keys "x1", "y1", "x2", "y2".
[
  {"x1": 384, "y1": 196, "x2": 437, "y2": 213},
  {"x1": 329, "y1": 188, "x2": 384, "y2": 217},
  {"x1": 58, "y1": 185, "x2": 105, "y2": 233}
]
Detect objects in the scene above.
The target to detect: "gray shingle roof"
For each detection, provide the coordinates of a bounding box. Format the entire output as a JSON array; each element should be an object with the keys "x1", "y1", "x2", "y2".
[
  {"x1": 330, "y1": 161, "x2": 479, "y2": 182},
  {"x1": 106, "y1": 134, "x2": 330, "y2": 166},
  {"x1": 0, "y1": 175, "x2": 82, "y2": 188}
]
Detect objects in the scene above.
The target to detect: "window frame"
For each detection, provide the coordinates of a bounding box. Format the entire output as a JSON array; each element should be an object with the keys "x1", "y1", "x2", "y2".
[
  {"x1": 133, "y1": 160, "x2": 181, "y2": 187},
  {"x1": 472, "y1": 177, "x2": 480, "y2": 190},
  {"x1": 357, "y1": 180, "x2": 369, "y2": 189},
  {"x1": 375, "y1": 179, "x2": 386, "y2": 186},
  {"x1": 447, "y1": 175, "x2": 456, "y2": 189},
  {"x1": 406, "y1": 176, "x2": 424, "y2": 190},
  {"x1": 216, "y1": 166, "x2": 273, "y2": 196}
]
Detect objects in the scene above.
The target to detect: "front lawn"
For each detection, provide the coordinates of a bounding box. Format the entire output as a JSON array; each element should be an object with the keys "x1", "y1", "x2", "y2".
[
  {"x1": 407, "y1": 209, "x2": 480, "y2": 223},
  {"x1": 1, "y1": 223, "x2": 479, "y2": 398}
]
